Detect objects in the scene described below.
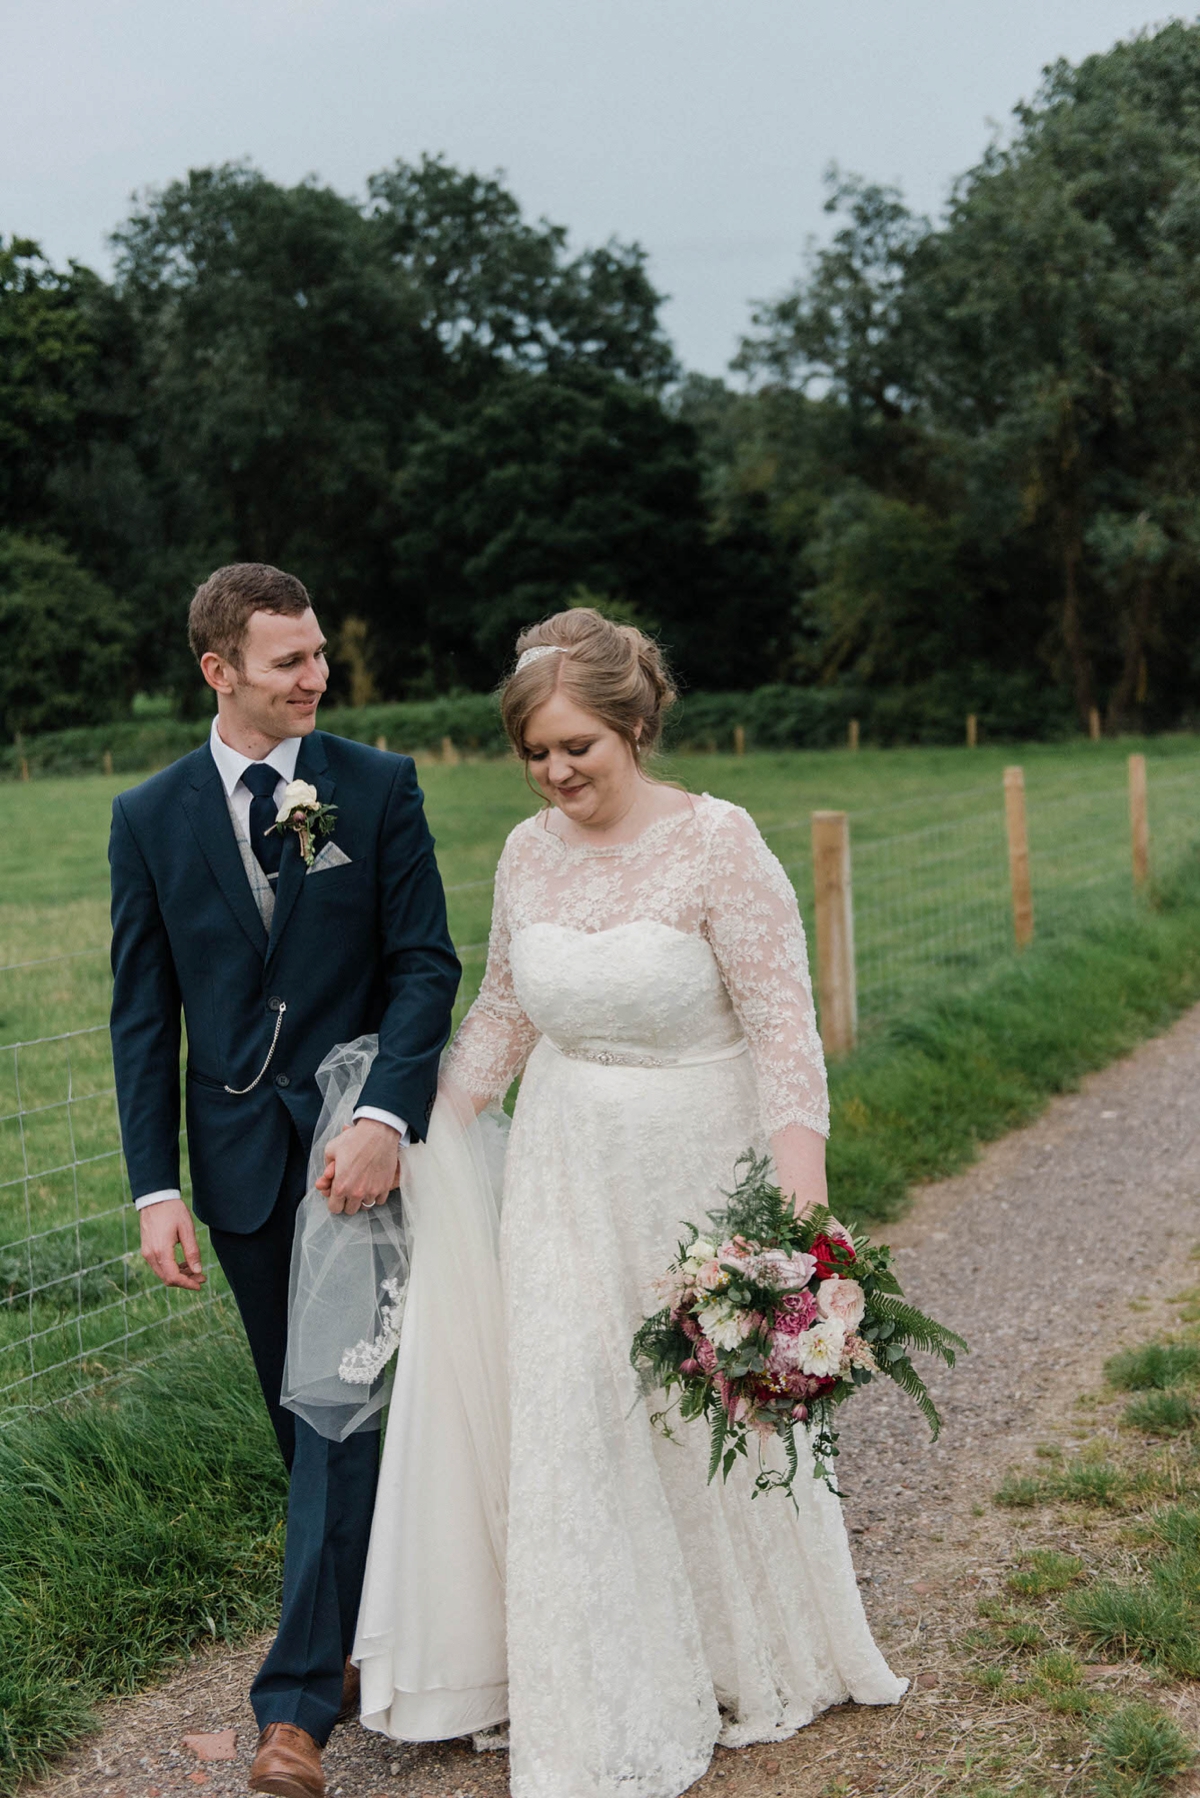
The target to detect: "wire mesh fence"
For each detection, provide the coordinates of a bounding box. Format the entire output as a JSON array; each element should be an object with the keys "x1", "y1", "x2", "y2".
[
  {"x1": 4, "y1": 757, "x2": 1200, "y2": 1412},
  {"x1": 767, "y1": 753, "x2": 1200, "y2": 1030},
  {"x1": 0, "y1": 1022, "x2": 228, "y2": 1410}
]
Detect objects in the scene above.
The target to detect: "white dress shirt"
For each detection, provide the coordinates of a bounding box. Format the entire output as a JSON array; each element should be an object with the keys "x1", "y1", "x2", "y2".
[{"x1": 134, "y1": 717, "x2": 406, "y2": 1211}]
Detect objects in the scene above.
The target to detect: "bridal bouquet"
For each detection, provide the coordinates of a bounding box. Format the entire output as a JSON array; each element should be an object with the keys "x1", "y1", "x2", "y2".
[{"x1": 631, "y1": 1154, "x2": 966, "y2": 1500}]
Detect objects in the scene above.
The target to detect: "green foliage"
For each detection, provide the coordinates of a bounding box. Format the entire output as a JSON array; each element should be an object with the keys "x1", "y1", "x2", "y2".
[
  {"x1": 0, "y1": 1332, "x2": 285, "y2": 1792},
  {"x1": 0, "y1": 1233, "x2": 143, "y2": 1315},
  {"x1": 1007, "y1": 1551, "x2": 1085, "y2": 1597},
  {"x1": 826, "y1": 848, "x2": 1200, "y2": 1220},
  {"x1": 1105, "y1": 1341, "x2": 1200, "y2": 1390},
  {"x1": 1122, "y1": 1389, "x2": 1196, "y2": 1434},
  {"x1": 0, "y1": 535, "x2": 134, "y2": 735},
  {"x1": 0, "y1": 671, "x2": 1083, "y2": 781},
  {"x1": 630, "y1": 1153, "x2": 964, "y2": 1496},
  {"x1": 722, "y1": 23, "x2": 1200, "y2": 733},
  {"x1": 0, "y1": 239, "x2": 99, "y2": 531},
  {"x1": 388, "y1": 365, "x2": 720, "y2": 692},
  {"x1": 20, "y1": 30, "x2": 1200, "y2": 724},
  {"x1": 994, "y1": 1473, "x2": 1043, "y2": 1509},
  {"x1": 1090, "y1": 1702, "x2": 1196, "y2": 1798},
  {"x1": 50, "y1": 156, "x2": 706, "y2": 708}
]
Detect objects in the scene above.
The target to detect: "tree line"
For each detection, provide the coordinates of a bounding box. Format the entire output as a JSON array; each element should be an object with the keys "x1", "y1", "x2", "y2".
[{"x1": 3, "y1": 21, "x2": 1200, "y2": 737}]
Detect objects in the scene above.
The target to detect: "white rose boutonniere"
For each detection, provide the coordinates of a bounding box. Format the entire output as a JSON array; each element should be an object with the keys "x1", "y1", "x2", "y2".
[{"x1": 268, "y1": 779, "x2": 338, "y2": 868}]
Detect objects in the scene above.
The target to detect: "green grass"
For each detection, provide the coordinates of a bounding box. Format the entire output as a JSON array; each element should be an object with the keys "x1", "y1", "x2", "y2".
[
  {"x1": 0, "y1": 1328, "x2": 285, "y2": 1792},
  {"x1": 4, "y1": 739, "x2": 1200, "y2": 1406},
  {"x1": 829, "y1": 845, "x2": 1200, "y2": 1220},
  {"x1": 970, "y1": 1319, "x2": 1200, "y2": 1796},
  {"x1": 1090, "y1": 1703, "x2": 1196, "y2": 1798},
  {"x1": 1105, "y1": 1341, "x2": 1200, "y2": 1390},
  {"x1": 2, "y1": 737, "x2": 1200, "y2": 1798}
]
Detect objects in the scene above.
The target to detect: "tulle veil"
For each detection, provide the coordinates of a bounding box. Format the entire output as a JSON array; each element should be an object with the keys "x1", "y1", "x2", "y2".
[{"x1": 282, "y1": 1036, "x2": 511, "y2": 1740}]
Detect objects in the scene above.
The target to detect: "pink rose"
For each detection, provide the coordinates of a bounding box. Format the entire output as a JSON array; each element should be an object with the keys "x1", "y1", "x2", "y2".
[
  {"x1": 815, "y1": 1276, "x2": 865, "y2": 1332},
  {"x1": 772, "y1": 1291, "x2": 818, "y2": 1336}
]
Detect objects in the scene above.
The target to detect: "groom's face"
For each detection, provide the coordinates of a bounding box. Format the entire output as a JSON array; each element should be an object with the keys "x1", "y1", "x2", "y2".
[{"x1": 226, "y1": 608, "x2": 329, "y2": 744}]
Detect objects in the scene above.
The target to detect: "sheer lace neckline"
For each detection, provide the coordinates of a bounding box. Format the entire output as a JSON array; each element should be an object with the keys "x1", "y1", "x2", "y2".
[{"x1": 535, "y1": 793, "x2": 712, "y2": 859}]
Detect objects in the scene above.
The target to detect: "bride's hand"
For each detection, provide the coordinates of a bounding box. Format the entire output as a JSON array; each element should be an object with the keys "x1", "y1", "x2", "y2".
[{"x1": 316, "y1": 1118, "x2": 402, "y2": 1215}]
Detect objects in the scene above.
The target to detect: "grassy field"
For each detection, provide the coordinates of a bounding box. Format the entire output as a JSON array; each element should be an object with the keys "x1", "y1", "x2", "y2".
[
  {"x1": 3, "y1": 734, "x2": 1200, "y2": 1405},
  {"x1": 4, "y1": 737, "x2": 1200, "y2": 1789}
]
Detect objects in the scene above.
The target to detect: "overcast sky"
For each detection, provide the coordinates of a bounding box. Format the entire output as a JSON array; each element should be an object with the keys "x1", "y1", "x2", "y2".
[{"x1": 3, "y1": 0, "x2": 1185, "y2": 375}]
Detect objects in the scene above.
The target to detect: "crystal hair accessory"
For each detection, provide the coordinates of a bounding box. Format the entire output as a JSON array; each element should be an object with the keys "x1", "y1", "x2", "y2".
[{"x1": 515, "y1": 645, "x2": 568, "y2": 672}]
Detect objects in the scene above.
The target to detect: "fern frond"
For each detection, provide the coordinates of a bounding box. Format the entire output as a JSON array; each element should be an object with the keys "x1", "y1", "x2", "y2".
[
  {"x1": 870, "y1": 1294, "x2": 967, "y2": 1363},
  {"x1": 882, "y1": 1353, "x2": 943, "y2": 1439},
  {"x1": 707, "y1": 1408, "x2": 728, "y2": 1485}
]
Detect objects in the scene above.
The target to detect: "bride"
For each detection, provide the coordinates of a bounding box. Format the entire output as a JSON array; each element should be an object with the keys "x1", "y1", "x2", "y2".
[{"x1": 291, "y1": 607, "x2": 905, "y2": 1798}]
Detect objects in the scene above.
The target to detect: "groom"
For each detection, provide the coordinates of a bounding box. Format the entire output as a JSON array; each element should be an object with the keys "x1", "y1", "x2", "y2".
[{"x1": 109, "y1": 563, "x2": 460, "y2": 1798}]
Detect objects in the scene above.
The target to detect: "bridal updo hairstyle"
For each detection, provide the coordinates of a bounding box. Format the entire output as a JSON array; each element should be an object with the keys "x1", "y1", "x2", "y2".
[{"x1": 501, "y1": 608, "x2": 677, "y2": 765}]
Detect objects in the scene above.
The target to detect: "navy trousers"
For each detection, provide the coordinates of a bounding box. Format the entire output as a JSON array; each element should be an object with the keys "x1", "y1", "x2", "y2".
[{"x1": 209, "y1": 1132, "x2": 380, "y2": 1746}]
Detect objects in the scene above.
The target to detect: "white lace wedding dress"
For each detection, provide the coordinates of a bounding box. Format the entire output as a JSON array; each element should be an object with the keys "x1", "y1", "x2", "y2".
[{"x1": 408, "y1": 793, "x2": 906, "y2": 1798}]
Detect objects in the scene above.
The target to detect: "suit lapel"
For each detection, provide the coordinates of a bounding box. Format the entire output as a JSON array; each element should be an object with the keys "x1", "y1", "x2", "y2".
[
  {"x1": 181, "y1": 749, "x2": 269, "y2": 955},
  {"x1": 266, "y1": 733, "x2": 337, "y2": 968}
]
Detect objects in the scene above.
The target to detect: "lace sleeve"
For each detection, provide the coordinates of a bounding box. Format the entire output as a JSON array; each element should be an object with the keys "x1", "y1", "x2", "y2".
[
  {"x1": 701, "y1": 803, "x2": 829, "y2": 1139},
  {"x1": 443, "y1": 841, "x2": 539, "y2": 1110}
]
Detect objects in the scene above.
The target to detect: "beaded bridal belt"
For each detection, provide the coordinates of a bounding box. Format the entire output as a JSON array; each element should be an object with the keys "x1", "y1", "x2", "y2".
[{"x1": 541, "y1": 1036, "x2": 749, "y2": 1071}]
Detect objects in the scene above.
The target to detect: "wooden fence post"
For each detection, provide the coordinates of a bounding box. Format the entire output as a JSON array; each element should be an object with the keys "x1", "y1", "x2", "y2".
[
  {"x1": 848, "y1": 718, "x2": 860, "y2": 753},
  {"x1": 441, "y1": 735, "x2": 460, "y2": 766},
  {"x1": 375, "y1": 734, "x2": 389, "y2": 752},
  {"x1": 966, "y1": 712, "x2": 978, "y2": 749},
  {"x1": 18, "y1": 758, "x2": 28, "y2": 783},
  {"x1": 1003, "y1": 766, "x2": 1034, "y2": 949},
  {"x1": 733, "y1": 724, "x2": 746, "y2": 757},
  {"x1": 811, "y1": 810, "x2": 857, "y2": 1057},
  {"x1": 1129, "y1": 752, "x2": 1150, "y2": 890},
  {"x1": 102, "y1": 750, "x2": 113, "y2": 776},
  {"x1": 1088, "y1": 706, "x2": 1101, "y2": 742}
]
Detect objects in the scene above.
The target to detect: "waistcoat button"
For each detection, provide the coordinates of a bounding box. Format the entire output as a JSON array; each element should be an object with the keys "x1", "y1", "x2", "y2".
[{"x1": 274, "y1": 1073, "x2": 290, "y2": 1088}]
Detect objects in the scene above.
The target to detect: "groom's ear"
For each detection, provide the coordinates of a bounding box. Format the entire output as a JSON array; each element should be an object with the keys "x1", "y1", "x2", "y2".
[{"x1": 200, "y1": 651, "x2": 236, "y2": 697}]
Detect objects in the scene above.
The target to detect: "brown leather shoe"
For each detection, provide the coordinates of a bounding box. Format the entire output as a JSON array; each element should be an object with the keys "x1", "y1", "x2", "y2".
[
  {"x1": 338, "y1": 1657, "x2": 360, "y2": 1724},
  {"x1": 248, "y1": 1723, "x2": 325, "y2": 1798}
]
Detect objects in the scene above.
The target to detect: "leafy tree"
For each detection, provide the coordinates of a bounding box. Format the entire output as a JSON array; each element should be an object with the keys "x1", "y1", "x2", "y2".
[
  {"x1": 0, "y1": 240, "x2": 99, "y2": 529},
  {"x1": 55, "y1": 157, "x2": 689, "y2": 706},
  {"x1": 366, "y1": 156, "x2": 676, "y2": 388},
  {"x1": 386, "y1": 366, "x2": 716, "y2": 691},
  {"x1": 732, "y1": 23, "x2": 1200, "y2": 728},
  {"x1": 0, "y1": 535, "x2": 134, "y2": 735}
]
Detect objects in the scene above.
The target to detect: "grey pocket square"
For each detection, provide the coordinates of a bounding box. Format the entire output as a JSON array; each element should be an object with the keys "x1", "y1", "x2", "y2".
[{"x1": 307, "y1": 841, "x2": 353, "y2": 875}]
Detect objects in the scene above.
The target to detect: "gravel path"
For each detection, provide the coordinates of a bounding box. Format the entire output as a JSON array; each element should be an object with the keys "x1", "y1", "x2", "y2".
[{"x1": 24, "y1": 1003, "x2": 1200, "y2": 1798}]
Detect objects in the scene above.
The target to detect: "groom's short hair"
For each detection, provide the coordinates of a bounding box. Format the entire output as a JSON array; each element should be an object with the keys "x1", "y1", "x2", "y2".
[{"x1": 188, "y1": 563, "x2": 313, "y2": 668}]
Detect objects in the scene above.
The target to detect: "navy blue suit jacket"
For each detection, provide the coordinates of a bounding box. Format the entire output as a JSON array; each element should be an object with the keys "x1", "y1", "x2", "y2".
[{"x1": 108, "y1": 730, "x2": 461, "y2": 1233}]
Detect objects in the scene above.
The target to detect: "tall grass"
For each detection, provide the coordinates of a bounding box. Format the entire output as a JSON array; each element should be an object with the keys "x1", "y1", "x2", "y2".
[
  {"x1": 0, "y1": 1330, "x2": 285, "y2": 1792},
  {"x1": 829, "y1": 852, "x2": 1200, "y2": 1221}
]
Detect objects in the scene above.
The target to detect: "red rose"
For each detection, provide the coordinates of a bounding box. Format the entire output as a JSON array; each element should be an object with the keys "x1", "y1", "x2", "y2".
[{"x1": 810, "y1": 1232, "x2": 856, "y2": 1281}]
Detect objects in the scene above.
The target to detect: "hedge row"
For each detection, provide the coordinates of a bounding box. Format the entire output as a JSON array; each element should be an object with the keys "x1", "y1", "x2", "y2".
[{"x1": 2, "y1": 673, "x2": 1080, "y2": 779}]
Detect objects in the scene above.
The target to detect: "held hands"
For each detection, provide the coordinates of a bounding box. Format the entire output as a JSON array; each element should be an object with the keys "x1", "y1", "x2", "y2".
[
  {"x1": 316, "y1": 1117, "x2": 402, "y2": 1215},
  {"x1": 139, "y1": 1198, "x2": 206, "y2": 1291}
]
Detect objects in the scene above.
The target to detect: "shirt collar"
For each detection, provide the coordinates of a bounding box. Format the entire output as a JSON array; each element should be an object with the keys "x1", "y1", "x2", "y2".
[{"x1": 209, "y1": 716, "x2": 303, "y2": 799}]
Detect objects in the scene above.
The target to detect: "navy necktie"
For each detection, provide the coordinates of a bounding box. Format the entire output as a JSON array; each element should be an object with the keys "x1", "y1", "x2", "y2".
[{"x1": 241, "y1": 762, "x2": 283, "y2": 877}]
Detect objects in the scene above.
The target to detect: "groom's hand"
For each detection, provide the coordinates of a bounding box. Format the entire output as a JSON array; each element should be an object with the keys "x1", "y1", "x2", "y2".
[
  {"x1": 317, "y1": 1118, "x2": 401, "y2": 1215},
  {"x1": 139, "y1": 1199, "x2": 206, "y2": 1291}
]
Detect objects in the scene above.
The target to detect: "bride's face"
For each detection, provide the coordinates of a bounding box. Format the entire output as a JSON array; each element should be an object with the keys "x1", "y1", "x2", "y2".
[{"x1": 522, "y1": 692, "x2": 642, "y2": 828}]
